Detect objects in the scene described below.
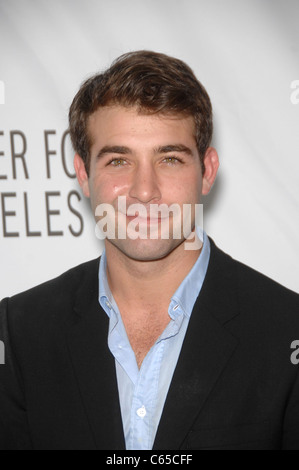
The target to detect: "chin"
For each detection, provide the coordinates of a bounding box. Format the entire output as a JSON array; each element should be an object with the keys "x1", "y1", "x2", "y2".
[{"x1": 107, "y1": 237, "x2": 185, "y2": 262}]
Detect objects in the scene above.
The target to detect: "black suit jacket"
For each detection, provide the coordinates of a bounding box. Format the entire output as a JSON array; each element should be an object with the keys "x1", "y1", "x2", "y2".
[{"x1": 0, "y1": 239, "x2": 299, "y2": 450}]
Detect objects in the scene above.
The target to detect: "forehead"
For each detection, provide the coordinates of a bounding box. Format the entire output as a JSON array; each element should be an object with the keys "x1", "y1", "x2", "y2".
[{"x1": 87, "y1": 105, "x2": 197, "y2": 148}]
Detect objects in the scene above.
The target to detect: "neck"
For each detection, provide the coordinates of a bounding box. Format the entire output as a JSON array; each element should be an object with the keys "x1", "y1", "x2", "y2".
[{"x1": 104, "y1": 237, "x2": 202, "y2": 311}]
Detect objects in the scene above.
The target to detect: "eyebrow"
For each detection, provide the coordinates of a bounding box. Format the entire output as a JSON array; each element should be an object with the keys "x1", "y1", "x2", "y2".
[
  {"x1": 96, "y1": 144, "x2": 193, "y2": 160},
  {"x1": 154, "y1": 144, "x2": 193, "y2": 156},
  {"x1": 96, "y1": 146, "x2": 131, "y2": 160}
]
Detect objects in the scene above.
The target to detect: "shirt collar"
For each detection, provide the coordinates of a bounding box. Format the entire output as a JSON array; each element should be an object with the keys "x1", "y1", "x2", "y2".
[
  {"x1": 99, "y1": 227, "x2": 210, "y2": 320},
  {"x1": 99, "y1": 253, "x2": 115, "y2": 317},
  {"x1": 169, "y1": 228, "x2": 210, "y2": 319}
]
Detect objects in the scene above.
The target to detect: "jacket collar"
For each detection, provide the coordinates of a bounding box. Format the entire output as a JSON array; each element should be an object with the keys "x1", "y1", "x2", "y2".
[
  {"x1": 67, "y1": 257, "x2": 126, "y2": 450},
  {"x1": 153, "y1": 238, "x2": 240, "y2": 449}
]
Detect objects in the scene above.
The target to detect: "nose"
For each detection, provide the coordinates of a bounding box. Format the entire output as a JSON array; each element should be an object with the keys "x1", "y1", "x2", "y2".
[{"x1": 128, "y1": 161, "x2": 161, "y2": 204}]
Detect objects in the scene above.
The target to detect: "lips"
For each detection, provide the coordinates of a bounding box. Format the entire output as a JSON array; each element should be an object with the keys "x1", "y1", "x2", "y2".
[
  {"x1": 126, "y1": 214, "x2": 165, "y2": 224},
  {"x1": 125, "y1": 210, "x2": 171, "y2": 219}
]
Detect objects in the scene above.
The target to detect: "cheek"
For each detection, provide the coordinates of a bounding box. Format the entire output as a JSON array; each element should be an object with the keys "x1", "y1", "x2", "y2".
[
  {"x1": 166, "y1": 174, "x2": 202, "y2": 203},
  {"x1": 187, "y1": 171, "x2": 203, "y2": 200},
  {"x1": 89, "y1": 175, "x2": 131, "y2": 206},
  {"x1": 194, "y1": 178, "x2": 203, "y2": 201}
]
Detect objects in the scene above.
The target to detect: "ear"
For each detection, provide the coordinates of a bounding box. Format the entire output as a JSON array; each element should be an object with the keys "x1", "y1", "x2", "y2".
[
  {"x1": 201, "y1": 147, "x2": 219, "y2": 195},
  {"x1": 74, "y1": 153, "x2": 90, "y2": 198}
]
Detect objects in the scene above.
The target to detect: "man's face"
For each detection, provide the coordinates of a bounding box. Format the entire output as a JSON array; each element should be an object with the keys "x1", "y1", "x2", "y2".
[{"x1": 75, "y1": 105, "x2": 215, "y2": 261}]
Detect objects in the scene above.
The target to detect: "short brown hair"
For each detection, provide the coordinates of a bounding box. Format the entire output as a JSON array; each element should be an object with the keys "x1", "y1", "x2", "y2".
[{"x1": 69, "y1": 50, "x2": 213, "y2": 174}]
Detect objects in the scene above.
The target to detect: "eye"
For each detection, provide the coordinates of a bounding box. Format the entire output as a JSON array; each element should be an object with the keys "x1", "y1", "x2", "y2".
[
  {"x1": 163, "y1": 156, "x2": 183, "y2": 165},
  {"x1": 107, "y1": 158, "x2": 127, "y2": 167}
]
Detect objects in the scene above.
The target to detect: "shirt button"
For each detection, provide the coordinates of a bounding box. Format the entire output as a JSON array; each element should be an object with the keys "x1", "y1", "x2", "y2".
[
  {"x1": 136, "y1": 406, "x2": 147, "y2": 418},
  {"x1": 105, "y1": 300, "x2": 112, "y2": 309}
]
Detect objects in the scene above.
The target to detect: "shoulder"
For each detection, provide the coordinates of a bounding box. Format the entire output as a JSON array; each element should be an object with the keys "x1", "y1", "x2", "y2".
[
  {"x1": 0, "y1": 257, "x2": 100, "y2": 325},
  {"x1": 208, "y1": 237, "x2": 299, "y2": 320},
  {"x1": 207, "y1": 240, "x2": 299, "y2": 380}
]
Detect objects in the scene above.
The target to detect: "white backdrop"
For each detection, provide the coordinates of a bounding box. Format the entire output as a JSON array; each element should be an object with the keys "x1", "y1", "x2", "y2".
[{"x1": 0, "y1": 0, "x2": 298, "y2": 298}]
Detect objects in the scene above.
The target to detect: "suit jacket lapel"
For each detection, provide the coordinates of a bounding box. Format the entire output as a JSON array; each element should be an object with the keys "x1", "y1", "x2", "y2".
[
  {"x1": 153, "y1": 239, "x2": 240, "y2": 450},
  {"x1": 66, "y1": 258, "x2": 125, "y2": 450}
]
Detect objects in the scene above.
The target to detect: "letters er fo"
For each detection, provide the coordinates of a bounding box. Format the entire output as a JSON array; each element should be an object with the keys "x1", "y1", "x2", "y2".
[
  {"x1": 0, "y1": 81, "x2": 5, "y2": 105},
  {"x1": 0, "y1": 340, "x2": 5, "y2": 364}
]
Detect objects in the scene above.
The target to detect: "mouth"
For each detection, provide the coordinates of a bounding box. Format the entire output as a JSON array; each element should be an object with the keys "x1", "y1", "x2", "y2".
[{"x1": 126, "y1": 214, "x2": 167, "y2": 225}]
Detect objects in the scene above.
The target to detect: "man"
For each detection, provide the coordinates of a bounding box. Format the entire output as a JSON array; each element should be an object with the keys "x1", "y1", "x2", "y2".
[{"x1": 0, "y1": 51, "x2": 298, "y2": 450}]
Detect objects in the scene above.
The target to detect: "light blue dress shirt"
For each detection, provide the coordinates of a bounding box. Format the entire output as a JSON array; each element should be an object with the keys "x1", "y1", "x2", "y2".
[{"x1": 99, "y1": 229, "x2": 210, "y2": 450}]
